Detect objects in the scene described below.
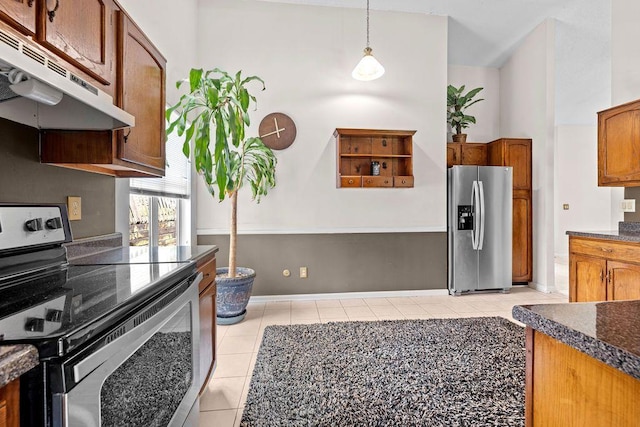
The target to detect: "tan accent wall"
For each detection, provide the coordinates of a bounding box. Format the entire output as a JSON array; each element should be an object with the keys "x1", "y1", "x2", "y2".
[
  {"x1": 0, "y1": 119, "x2": 116, "y2": 239},
  {"x1": 198, "y1": 232, "x2": 447, "y2": 296}
]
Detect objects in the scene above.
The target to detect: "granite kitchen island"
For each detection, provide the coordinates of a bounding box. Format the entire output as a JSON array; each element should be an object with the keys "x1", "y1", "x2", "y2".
[{"x1": 513, "y1": 300, "x2": 640, "y2": 427}]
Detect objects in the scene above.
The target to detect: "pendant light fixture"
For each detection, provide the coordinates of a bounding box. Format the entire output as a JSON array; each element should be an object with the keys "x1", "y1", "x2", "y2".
[{"x1": 352, "y1": 0, "x2": 385, "y2": 81}]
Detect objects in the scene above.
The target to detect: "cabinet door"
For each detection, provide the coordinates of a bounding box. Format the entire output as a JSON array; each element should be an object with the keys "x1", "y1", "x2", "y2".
[
  {"x1": 607, "y1": 261, "x2": 640, "y2": 301},
  {"x1": 569, "y1": 254, "x2": 606, "y2": 302},
  {"x1": 503, "y1": 139, "x2": 532, "y2": 190},
  {"x1": 0, "y1": 379, "x2": 19, "y2": 427},
  {"x1": 512, "y1": 194, "x2": 532, "y2": 282},
  {"x1": 36, "y1": 0, "x2": 116, "y2": 86},
  {"x1": 116, "y1": 12, "x2": 166, "y2": 174},
  {"x1": 447, "y1": 143, "x2": 460, "y2": 167},
  {"x1": 460, "y1": 144, "x2": 487, "y2": 165},
  {"x1": 598, "y1": 101, "x2": 640, "y2": 186},
  {"x1": 0, "y1": 0, "x2": 35, "y2": 35}
]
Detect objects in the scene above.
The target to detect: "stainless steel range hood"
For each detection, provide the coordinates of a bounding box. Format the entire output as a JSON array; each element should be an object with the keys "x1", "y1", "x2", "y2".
[{"x1": 0, "y1": 28, "x2": 134, "y2": 130}]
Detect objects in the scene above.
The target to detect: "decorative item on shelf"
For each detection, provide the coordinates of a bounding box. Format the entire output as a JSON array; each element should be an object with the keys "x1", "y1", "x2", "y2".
[
  {"x1": 259, "y1": 112, "x2": 297, "y2": 150},
  {"x1": 167, "y1": 68, "x2": 277, "y2": 325},
  {"x1": 447, "y1": 84, "x2": 484, "y2": 143},
  {"x1": 371, "y1": 161, "x2": 380, "y2": 176},
  {"x1": 352, "y1": 0, "x2": 385, "y2": 81}
]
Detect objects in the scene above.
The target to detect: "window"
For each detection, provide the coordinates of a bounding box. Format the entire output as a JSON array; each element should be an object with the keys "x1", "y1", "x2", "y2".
[{"x1": 129, "y1": 117, "x2": 190, "y2": 247}]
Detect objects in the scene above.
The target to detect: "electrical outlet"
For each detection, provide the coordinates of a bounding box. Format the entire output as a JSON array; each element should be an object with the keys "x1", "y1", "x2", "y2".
[
  {"x1": 300, "y1": 267, "x2": 308, "y2": 278},
  {"x1": 621, "y1": 199, "x2": 636, "y2": 213},
  {"x1": 67, "y1": 196, "x2": 82, "y2": 220}
]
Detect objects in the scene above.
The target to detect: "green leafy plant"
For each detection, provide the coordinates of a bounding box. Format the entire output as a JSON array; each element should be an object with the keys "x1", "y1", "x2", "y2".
[
  {"x1": 447, "y1": 84, "x2": 484, "y2": 135},
  {"x1": 167, "y1": 68, "x2": 277, "y2": 278}
]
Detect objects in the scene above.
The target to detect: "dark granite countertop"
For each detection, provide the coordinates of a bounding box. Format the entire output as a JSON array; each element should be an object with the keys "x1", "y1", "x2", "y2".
[
  {"x1": 0, "y1": 345, "x2": 38, "y2": 387},
  {"x1": 69, "y1": 245, "x2": 218, "y2": 265},
  {"x1": 566, "y1": 221, "x2": 640, "y2": 243},
  {"x1": 513, "y1": 300, "x2": 640, "y2": 380}
]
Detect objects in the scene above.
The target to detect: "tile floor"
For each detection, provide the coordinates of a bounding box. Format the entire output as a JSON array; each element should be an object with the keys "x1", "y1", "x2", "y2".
[{"x1": 198, "y1": 286, "x2": 567, "y2": 427}]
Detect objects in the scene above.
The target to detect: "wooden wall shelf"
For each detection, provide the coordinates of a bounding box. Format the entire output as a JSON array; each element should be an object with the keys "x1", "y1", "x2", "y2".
[{"x1": 335, "y1": 128, "x2": 416, "y2": 188}]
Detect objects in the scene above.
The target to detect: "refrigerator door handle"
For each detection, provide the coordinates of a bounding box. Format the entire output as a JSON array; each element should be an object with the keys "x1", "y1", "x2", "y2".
[
  {"x1": 478, "y1": 180, "x2": 486, "y2": 250},
  {"x1": 471, "y1": 180, "x2": 480, "y2": 250}
]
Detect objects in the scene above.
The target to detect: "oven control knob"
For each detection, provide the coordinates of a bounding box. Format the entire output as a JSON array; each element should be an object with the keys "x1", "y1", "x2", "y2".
[
  {"x1": 25, "y1": 317, "x2": 45, "y2": 332},
  {"x1": 25, "y1": 218, "x2": 43, "y2": 232},
  {"x1": 45, "y1": 217, "x2": 63, "y2": 230},
  {"x1": 46, "y1": 309, "x2": 63, "y2": 323}
]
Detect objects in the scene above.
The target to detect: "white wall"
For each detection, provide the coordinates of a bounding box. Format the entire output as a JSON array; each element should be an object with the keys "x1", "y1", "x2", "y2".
[
  {"x1": 447, "y1": 65, "x2": 500, "y2": 143},
  {"x1": 554, "y1": 125, "x2": 612, "y2": 255},
  {"x1": 500, "y1": 20, "x2": 556, "y2": 291},
  {"x1": 612, "y1": 0, "x2": 640, "y2": 106},
  {"x1": 195, "y1": 0, "x2": 448, "y2": 234}
]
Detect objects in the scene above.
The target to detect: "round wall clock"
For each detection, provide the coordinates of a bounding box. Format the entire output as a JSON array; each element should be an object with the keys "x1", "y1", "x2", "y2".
[{"x1": 258, "y1": 112, "x2": 297, "y2": 150}]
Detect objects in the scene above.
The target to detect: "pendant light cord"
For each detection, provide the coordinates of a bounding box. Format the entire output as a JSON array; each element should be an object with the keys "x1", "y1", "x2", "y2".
[{"x1": 366, "y1": 0, "x2": 370, "y2": 48}]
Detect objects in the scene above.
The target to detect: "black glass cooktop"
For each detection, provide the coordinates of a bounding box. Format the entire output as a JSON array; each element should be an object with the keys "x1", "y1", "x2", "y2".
[{"x1": 0, "y1": 261, "x2": 195, "y2": 358}]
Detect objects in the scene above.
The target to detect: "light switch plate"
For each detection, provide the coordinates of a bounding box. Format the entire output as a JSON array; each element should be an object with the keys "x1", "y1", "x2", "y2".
[{"x1": 67, "y1": 196, "x2": 82, "y2": 220}]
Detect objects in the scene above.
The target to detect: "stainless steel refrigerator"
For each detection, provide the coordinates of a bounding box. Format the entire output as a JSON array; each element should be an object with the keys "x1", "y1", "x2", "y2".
[{"x1": 447, "y1": 165, "x2": 512, "y2": 295}]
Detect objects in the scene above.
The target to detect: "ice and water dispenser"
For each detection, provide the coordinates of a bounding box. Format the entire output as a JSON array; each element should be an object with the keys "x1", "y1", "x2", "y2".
[{"x1": 457, "y1": 205, "x2": 474, "y2": 230}]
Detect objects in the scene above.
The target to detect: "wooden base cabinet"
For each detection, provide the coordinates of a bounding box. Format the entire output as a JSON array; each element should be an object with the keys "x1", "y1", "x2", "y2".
[
  {"x1": 0, "y1": 379, "x2": 19, "y2": 427},
  {"x1": 488, "y1": 138, "x2": 533, "y2": 283},
  {"x1": 526, "y1": 328, "x2": 640, "y2": 427},
  {"x1": 569, "y1": 236, "x2": 640, "y2": 302},
  {"x1": 197, "y1": 252, "x2": 217, "y2": 394}
]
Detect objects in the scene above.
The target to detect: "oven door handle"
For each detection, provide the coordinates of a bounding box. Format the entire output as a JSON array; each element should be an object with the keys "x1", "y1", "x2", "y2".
[{"x1": 71, "y1": 273, "x2": 201, "y2": 384}]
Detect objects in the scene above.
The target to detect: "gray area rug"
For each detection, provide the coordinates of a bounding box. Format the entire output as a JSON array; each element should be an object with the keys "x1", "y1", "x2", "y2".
[{"x1": 241, "y1": 317, "x2": 525, "y2": 427}]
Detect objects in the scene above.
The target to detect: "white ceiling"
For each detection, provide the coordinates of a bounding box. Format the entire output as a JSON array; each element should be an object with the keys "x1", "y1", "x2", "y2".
[{"x1": 256, "y1": 0, "x2": 606, "y2": 68}]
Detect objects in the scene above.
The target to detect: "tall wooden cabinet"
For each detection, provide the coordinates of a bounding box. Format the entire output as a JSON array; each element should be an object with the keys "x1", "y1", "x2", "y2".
[
  {"x1": 0, "y1": 379, "x2": 19, "y2": 427},
  {"x1": 39, "y1": 9, "x2": 167, "y2": 177},
  {"x1": 569, "y1": 235, "x2": 640, "y2": 302},
  {"x1": 487, "y1": 138, "x2": 533, "y2": 283},
  {"x1": 598, "y1": 98, "x2": 640, "y2": 186}
]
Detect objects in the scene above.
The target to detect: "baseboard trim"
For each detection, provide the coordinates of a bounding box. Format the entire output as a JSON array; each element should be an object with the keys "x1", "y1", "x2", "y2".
[
  {"x1": 530, "y1": 282, "x2": 556, "y2": 294},
  {"x1": 249, "y1": 288, "x2": 450, "y2": 303}
]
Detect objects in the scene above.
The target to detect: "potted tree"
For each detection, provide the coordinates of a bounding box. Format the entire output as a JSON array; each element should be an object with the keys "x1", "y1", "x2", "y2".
[
  {"x1": 447, "y1": 84, "x2": 484, "y2": 143},
  {"x1": 167, "y1": 68, "x2": 277, "y2": 324}
]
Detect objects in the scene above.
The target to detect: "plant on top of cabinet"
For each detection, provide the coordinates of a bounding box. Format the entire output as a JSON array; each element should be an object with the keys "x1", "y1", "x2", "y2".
[
  {"x1": 447, "y1": 85, "x2": 484, "y2": 143},
  {"x1": 167, "y1": 68, "x2": 277, "y2": 325}
]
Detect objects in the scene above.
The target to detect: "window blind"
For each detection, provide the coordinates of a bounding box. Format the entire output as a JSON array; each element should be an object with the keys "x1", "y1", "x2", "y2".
[{"x1": 130, "y1": 121, "x2": 191, "y2": 198}]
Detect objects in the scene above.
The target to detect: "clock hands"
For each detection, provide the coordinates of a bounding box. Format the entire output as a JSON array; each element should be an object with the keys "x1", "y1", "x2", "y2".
[{"x1": 259, "y1": 117, "x2": 286, "y2": 138}]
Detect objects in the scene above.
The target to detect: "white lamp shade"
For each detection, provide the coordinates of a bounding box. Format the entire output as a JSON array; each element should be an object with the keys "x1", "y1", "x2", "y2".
[{"x1": 352, "y1": 48, "x2": 385, "y2": 81}]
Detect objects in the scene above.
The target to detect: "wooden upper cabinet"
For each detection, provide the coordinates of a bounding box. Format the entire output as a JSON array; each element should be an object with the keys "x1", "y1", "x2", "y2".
[
  {"x1": 598, "y1": 99, "x2": 640, "y2": 186},
  {"x1": 116, "y1": 11, "x2": 165, "y2": 174},
  {"x1": 447, "y1": 143, "x2": 487, "y2": 167},
  {"x1": 0, "y1": 0, "x2": 36, "y2": 35},
  {"x1": 35, "y1": 0, "x2": 116, "y2": 86}
]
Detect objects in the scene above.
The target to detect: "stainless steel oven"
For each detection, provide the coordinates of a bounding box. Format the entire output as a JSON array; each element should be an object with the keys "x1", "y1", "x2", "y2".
[
  {"x1": 53, "y1": 273, "x2": 200, "y2": 427},
  {"x1": 0, "y1": 204, "x2": 202, "y2": 427}
]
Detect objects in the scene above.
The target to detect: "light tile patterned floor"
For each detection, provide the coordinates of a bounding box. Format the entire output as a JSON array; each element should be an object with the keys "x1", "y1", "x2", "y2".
[{"x1": 198, "y1": 287, "x2": 567, "y2": 427}]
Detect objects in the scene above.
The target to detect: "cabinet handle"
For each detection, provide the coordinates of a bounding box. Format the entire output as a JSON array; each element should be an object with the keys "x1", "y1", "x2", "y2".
[
  {"x1": 28, "y1": 0, "x2": 34, "y2": 7},
  {"x1": 123, "y1": 129, "x2": 131, "y2": 143},
  {"x1": 600, "y1": 247, "x2": 613, "y2": 253},
  {"x1": 600, "y1": 270, "x2": 604, "y2": 282},
  {"x1": 402, "y1": 179, "x2": 407, "y2": 184},
  {"x1": 204, "y1": 272, "x2": 210, "y2": 278},
  {"x1": 382, "y1": 161, "x2": 387, "y2": 169},
  {"x1": 47, "y1": 0, "x2": 59, "y2": 22},
  {"x1": 348, "y1": 179, "x2": 353, "y2": 184},
  {"x1": 382, "y1": 139, "x2": 387, "y2": 147},
  {"x1": 384, "y1": 180, "x2": 389, "y2": 184}
]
